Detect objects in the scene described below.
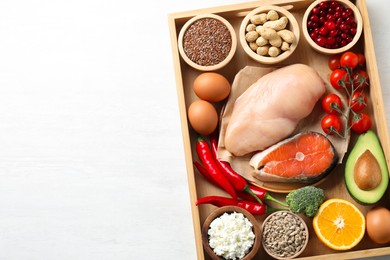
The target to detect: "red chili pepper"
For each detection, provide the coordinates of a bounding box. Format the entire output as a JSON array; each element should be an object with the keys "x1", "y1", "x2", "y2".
[
  {"x1": 196, "y1": 195, "x2": 279, "y2": 215},
  {"x1": 195, "y1": 161, "x2": 285, "y2": 206},
  {"x1": 196, "y1": 136, "x2": 237, "y2": 200},
  {"x1": 209, "y1": 133, "x2": 264, "y2": 205},
  {"x1": 193, "y1": 161, "x2": 219, "y2": 186},
  {"x1": 196, "y1": 195, "x2": 237, "y2": 207}
]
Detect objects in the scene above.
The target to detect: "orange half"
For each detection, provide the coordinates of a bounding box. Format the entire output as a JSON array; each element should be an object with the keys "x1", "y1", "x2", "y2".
[{"x1": 313, "y1": 198, "x2": 365, "y2": 250}]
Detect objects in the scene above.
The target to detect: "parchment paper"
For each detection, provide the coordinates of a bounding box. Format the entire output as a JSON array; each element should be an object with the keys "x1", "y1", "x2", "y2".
[{"x1": 217, "y1": 65, "x2": 349, "y2": 184}]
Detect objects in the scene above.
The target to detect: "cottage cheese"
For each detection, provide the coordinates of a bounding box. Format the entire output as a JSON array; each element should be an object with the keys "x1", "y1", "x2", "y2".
[{"x1": 208, "y1": 212, "x2": 255, "y2": 260}]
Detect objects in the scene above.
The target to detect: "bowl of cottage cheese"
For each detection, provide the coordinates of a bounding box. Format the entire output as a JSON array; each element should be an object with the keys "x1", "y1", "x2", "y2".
[{"x1": 201, "y1": 206, "x2": 261, "y2": 260}]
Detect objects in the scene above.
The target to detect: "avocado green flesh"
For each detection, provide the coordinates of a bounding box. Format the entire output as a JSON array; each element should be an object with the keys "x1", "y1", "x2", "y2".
[{"x1": 345, "y1": 130, "x2": 389, "y2": 204}]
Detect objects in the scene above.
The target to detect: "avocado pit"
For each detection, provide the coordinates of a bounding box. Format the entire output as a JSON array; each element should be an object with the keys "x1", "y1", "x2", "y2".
[{"x1": 354, "y1": 150, "x2": 382, "y2": 191}]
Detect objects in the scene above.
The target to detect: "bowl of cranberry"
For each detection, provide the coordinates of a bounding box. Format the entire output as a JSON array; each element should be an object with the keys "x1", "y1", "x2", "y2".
[{"x1": 302, "y1": 0, "x2": 363, "y2": 54}]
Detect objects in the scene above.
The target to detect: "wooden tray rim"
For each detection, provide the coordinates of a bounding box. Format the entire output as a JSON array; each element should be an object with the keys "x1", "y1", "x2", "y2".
[{"x1": 168, "y1": 0, "x2": 390, "y2": 259}]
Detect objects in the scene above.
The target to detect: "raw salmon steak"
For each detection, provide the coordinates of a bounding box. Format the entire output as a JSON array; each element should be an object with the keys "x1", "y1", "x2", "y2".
[{"x1": 249, "y1": 132, "x2": 338, "y2": 183}]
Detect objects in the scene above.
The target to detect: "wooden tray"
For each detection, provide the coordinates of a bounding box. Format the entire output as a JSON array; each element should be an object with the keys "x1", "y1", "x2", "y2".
[{"x1": 168, "y1": 0, "x2": 390, "y2": 259}]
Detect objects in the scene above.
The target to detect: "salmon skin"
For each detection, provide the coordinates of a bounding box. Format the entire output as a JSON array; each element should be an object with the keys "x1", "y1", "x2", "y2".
[{"x1": 249, "y1": 132, "x2": 338, "y2": 183}]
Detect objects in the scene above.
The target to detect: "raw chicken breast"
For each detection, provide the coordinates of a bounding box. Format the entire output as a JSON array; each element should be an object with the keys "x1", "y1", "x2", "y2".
[{"x1": 224, "y1": 64, "x2": 325, "y2": 156}]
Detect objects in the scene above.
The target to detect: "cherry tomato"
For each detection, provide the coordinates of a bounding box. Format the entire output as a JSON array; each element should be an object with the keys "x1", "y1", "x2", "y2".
[
  {"x1": 322, "y1": 93, "x2": 343, "y2": 115},
  {"x1": 330, "y1": 69, "x2": 348, "y2": 90},
  {"x1": 321, "y1": 114, "x2": 343, "y2": 135},
  {"x1": 328, "y1": 54, "x2": 341, "y2": 70},
  {"x1": 353, "y1": 70, "x2": 369, "y2": 90},
  {"x1": 351, "y1": 113, "x2": 371, "y2": 133},
  {"x1": 349, "y1": 92, "x2": 367, "y2": 112},
  {"x1": 340, "y1": 51, "x2": 359, "y2": 69},
  {"x1": 356, "y1": 53, "x2": 365, "y2": 66}
]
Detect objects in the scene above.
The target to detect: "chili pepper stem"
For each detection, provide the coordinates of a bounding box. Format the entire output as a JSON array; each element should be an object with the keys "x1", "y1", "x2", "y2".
[
  {"x1": 266, "y1": 206, "x2": 285, "y2": 213},
  {"x1": 264, "y1": 193, "x2": 289, "y2": 207},
  {"x1": 244, "y1": 186, "x2": 263, "y2": 205}
]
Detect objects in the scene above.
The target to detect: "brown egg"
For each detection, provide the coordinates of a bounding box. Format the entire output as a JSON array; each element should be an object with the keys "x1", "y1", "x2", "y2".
[
  {"x1": 366, "y1": 207, "x2": 390, "y2": 244},
  {"x1": 187, "y1": 100, "x2": 218, "y2": 135},
  {"x1": 193, "y1": 72, "x2": 231, "y2": 102}
]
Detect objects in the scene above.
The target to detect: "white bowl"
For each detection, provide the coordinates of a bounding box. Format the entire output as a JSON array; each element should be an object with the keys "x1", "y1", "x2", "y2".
[
  {"x1": 202, "y1": 206, "x2": 261, "y2": 260},
  {"x1": 178, "y1": 14, "x2": 237, "y2": 71},
  {"x1": 239, "y1": 5, "x2": 300, "y2": 65},
  {"x1": 302, "y1": 0, "x2": 363, "y2": 55},
  {"x1": 262, "y1": 211, "x2": 309, "y2": 259}
]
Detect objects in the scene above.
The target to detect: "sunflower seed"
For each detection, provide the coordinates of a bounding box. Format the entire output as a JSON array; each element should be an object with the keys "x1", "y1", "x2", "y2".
[{"x1": 263, "y1": 211, "x2": 308, "y2": 258}]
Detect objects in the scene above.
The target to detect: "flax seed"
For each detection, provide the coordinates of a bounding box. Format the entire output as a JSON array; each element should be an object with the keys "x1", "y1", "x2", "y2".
[{"x1": 182, "y1": 18, "x2": 232, "y2": 66}]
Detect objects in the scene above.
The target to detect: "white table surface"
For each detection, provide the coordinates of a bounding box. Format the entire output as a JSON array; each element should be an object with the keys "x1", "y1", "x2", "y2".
[{"x1": 0, "y1": 0, "x2": 389, "y2": 259}]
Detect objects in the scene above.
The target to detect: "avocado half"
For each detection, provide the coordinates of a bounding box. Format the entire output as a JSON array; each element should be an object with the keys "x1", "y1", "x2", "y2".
[{"x1": 345, "y1": 130, "x2": 389, "y2": 204}]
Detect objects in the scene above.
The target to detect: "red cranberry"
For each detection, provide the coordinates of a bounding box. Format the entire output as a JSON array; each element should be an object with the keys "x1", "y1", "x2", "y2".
[
  {"x1": 326, "y1": 21, "x2": 336, "y2": 30},
  {"x1": 327, "y1": 37, "x2": 336, "y2": 45},
  {"x1": 330, "y1": 1, "x2": 339, "y2": 8},
  {"x1": 345, "y1": 8, "x2": 353, "y2": 16},
  {"x1": 307, "y1": 21, "x2": 315, "y2": 28},
  {"x1": 327, "y1": 8, "x2": 335, "y2": 15},
  {"x1": 319, "y1": 2, "x2": 328, "y2": 9},
  {"x1": 320, "y1": 26, "x2": 329, "y2": 36},
  {"x1": 316, "y1": 36, "x2": 327, "y2": 47},
  {"x1": 335, "y1": 6, "x2": 343, "y2": 13},
  {"x1": 329, "y1": 29, "x2": 338, "y2": 37},
  {"x1": 339, "y1": 24, "x2": 348, "y2": 31},
  {"x1": 310, "y1": 15, "x2": 320, "y2": 22},
  {"x1": 326, "y1": 14, "x2": 334, "y2": 21},
  {"x1": 345, "y1": 16, "x2": 354, "y2": 24}
]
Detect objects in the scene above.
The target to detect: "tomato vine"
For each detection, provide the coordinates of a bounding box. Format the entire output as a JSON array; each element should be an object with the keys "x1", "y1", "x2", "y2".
[{"x1": 321, "y1": 51, "x2": 371, "y2": 138}]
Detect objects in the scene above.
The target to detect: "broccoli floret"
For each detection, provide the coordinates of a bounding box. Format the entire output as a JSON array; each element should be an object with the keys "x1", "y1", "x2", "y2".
[{"x1": 285, "y1": 186, "x2": 325, "y2": 217}]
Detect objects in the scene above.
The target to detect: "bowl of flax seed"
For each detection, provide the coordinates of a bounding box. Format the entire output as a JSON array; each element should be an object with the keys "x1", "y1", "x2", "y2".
[{"x1": 178, "y1": 13, "x2": 237, "y2": 71}]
